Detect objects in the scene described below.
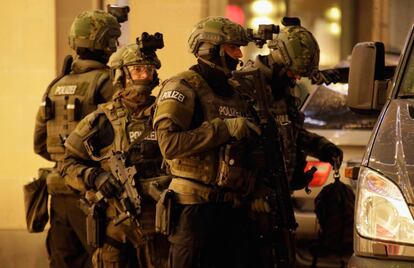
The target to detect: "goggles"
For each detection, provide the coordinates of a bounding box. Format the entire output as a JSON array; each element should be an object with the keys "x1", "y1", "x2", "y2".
[{"x1": 126, "y1": 64, "x2": 156, "y2": 83}]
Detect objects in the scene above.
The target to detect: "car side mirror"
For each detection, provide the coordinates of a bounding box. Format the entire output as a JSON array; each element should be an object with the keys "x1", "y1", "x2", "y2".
[{"x1": 347, "y1": 42, "x2": 391, "y2": 111}]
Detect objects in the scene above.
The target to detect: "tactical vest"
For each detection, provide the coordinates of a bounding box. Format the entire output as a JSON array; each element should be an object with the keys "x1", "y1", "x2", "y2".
[
  {"x1": 95, "y1": 101, "x2": 162, "y2": 178},
  {"x1": 41, "y1": 69, "x2": 109, "y2": 162},
  {"x1": 166, "y1": 70, "x2": 250, "y2": 185}
]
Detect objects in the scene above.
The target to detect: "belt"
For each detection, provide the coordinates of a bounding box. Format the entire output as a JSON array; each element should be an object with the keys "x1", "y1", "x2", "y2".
[{"x1": 169, "y1": 177, "x2": 237, "y2": 204}]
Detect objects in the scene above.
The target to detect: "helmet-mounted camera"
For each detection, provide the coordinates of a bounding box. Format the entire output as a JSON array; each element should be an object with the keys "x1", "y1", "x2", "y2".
[
  {"x1": 106, "y1": 4, "x2": 130, "y2": 23},
  {"x1": 247, "y1": 24, "x2": 279, "y2": 48},
  {"x1": 137, "y1": 32, "x2": 164, "y2": 54},
  {"x1": 281, "y1": 17, "x2": 301, "y2": 27}
]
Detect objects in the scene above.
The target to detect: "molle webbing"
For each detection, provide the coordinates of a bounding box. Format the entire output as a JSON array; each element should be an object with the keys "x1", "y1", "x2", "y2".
[
  {"x1": 99, "y1": 101, "x2": 130, "y2": 153},
  {"x1": 45, "y1": 69, "x2": 108, "y2": 160}
]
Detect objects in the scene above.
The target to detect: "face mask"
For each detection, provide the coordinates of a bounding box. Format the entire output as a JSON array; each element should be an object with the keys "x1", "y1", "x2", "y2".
[
  {"x1": 120, "y1": 87, "x2": 150, "y2": 112},
  {"x1": 225, "y1": 53, "x2": 240, "y2": 71}
]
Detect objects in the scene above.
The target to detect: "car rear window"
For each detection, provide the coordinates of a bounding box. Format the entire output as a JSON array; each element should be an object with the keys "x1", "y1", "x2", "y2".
[{"x1": 302, "y1": 84, "x2": 379, "y2": 130}]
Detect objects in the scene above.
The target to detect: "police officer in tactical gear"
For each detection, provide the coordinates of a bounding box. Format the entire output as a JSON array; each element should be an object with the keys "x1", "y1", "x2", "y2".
[
  {"x1": 235, "y1": 21, "x2": 343, "y2": 268},
  {"x1": 62, "y1": 41, "x2": 170, "y2": 268},
  {"x1": 254, "y1": 22, "x2": 343, "y2": 184},
  {"x1": 33, "y1": 10, "x2": 121, "y2": 268},
  {"x1": 153, "y1": 16, "x2": 260, "y2": 268},
  {"x1": 259, "y1": 22, "x2": 342, "y2": 173}
]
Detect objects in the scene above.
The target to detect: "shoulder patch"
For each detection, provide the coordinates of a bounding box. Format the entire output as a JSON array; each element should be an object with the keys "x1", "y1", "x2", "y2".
[
  {"x1": 159, "y1": 90, "x2": 186, "y2": 103},
  {"x1": 153, "y1": 78, "x2": 196, "y2": 129}
]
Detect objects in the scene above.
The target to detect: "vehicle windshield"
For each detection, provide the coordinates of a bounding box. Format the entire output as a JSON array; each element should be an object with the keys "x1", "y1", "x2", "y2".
[
  {"x1": 398, "y1": 44, "x2": 414, "y2": 98},
  {"x1": 302, "y1": 83, "x2": 378, "y2": 130}
]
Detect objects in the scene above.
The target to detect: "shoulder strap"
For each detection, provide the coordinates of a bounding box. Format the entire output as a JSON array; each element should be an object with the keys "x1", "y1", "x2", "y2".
[
  {"x1": 99, "y1": 101, "x2": 129, "y2": 152},
  {"x1": 179, "y1": 70, "x2": 211, "y2": 98}
]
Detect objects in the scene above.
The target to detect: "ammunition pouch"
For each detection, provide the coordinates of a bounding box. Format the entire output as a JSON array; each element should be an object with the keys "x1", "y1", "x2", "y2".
[
  {"x1": 155, "y1": 189, "x2": 175, "y2": 235},
  {"x1": 67, "y1": 97, "x2": 81, "y2": 122},
  {"x1": 23, "y1": 168, "x2": 50, "y2": 233},
  {"x1": 46, "y1": 169, "x2": 74, "y2": 195},
  {"x1": 40, "y1": 96, "x2": 54, "y2": 121},
  {"x1": 138, "y1": 175, "x2": 172, "y2": 201},
  {"x1": 216, "y1": 141, "x2": 255, "y2": 195}
]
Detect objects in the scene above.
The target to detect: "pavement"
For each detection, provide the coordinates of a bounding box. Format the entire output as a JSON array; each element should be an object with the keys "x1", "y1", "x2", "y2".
[{"x1": 0, "y1": 229, "x2": 48, "y2": 268}]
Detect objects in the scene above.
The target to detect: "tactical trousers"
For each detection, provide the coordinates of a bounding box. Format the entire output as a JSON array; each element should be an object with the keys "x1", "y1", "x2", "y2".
[
  {"x1": 92, "y1": 200, "x2": 169, "y2": 268},
  {"x1": 47, "y1": 194, "x2": 93, "y2": 268},
  {"x1": 168, "y1": 203, "x2": 250, "y2": 268}
]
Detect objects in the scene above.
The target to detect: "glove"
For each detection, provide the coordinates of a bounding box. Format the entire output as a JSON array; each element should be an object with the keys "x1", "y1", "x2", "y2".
[
  {"x1": 320, "y1": 143, "x2": 343, "y2": 169},
  {"x1": 223, "y1": 117, "x2": 261, "y2": 140},
  {"x1": 93, "y1": 171, "x2": 123, "y2": 198},
  {"x1": 251, "y1": 198, "x2": 271, "y2": 213},
  {"x1": 310, "y1": 69, "x2": 341, "y2": 85}
]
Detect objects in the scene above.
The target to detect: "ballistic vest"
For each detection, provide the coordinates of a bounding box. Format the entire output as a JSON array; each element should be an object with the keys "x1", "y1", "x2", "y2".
[
  {"x1": 166, "y1": 70, "x2": 250, "y2": 185},
  {"x1": 96, "y1": 100, "x2": 162, "y2": 177},
  {"x1": 42, "y1": 68, "x2": 109, "y2": 162}
]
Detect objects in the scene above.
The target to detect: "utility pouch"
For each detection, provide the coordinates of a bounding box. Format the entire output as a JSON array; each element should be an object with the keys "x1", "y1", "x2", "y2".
[
  {"x1": 155, "y1": 189, "x2": 175, "y2": 235},
  {"x1": 84, "y1": 201, "x2": 106, "y2": 248},
  {"x1": 23, "y1": 168, "x2": 50, "y2": 233},
  {"x1": 216, "y1": 141, "x2": 251, "y2": 191},
  {"x1": 67, "y1": 97, "x2": 81, "y2": 122},
  {"x1": 46, "y1": 169, "x2": 73, "y2": 195},
  {"x1": 41, "y1": 96, "x2": 54, "y2": 121}
]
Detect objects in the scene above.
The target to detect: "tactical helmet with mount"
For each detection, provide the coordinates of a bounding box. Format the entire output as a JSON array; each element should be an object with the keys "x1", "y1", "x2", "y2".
[
  {"x1": 69, "y1": 10, "x2": 121, "y2": 55},
  {"x1": 188, "y1": 16, "x2": 248, "y2": 56},
  {"x1": 188, "y1": 16, "x2": 248, "y2": 76},
  {"x1": 268, "y1": 18, "x2": 320, "y2": 77},
  {"x1": 108, "y1": 41, "x2": 161, "y2": 93}
]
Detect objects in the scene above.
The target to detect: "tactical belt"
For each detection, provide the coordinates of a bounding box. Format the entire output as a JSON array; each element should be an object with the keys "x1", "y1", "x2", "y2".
[
  {"x1": 105, "y1": 236, "x2": 129, "y2": 250},
  {"x1": 169, "y1": 177, "x2": 235, "y2": 204}
]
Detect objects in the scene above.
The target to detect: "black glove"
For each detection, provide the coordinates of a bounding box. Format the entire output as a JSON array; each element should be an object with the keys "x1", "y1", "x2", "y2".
[
  {"x1": 320, "y1": 143, "x2": 343, "y2": 168},
  {"x1": 93, "y1": 171, "x2": 123, "y2": 198},
  {"x1": 310, "y1": 69, "x2": 341, "y2": 85}
]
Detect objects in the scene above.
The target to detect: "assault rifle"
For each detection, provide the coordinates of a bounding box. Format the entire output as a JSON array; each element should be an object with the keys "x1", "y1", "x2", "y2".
[
  {"x1": 80, "y1": 151, "x2": 143, "y2": 248},
  {"x1": 109, "y1": 151, "x2": 143, "y2": 227},
  {"x1": 233, "y1": 66, "x2": 297, "y2": 267}
]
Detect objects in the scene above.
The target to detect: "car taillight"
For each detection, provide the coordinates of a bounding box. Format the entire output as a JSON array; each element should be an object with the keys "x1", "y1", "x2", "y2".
[
  {"x1": 345, "y1": 166, "x2": 360, "y2": 180},
  {"x1": 304, "y1": 161, "x2": 331, "y2": 187},
  {"x1": 356, "y1": 167, "x2": 414, "y2": 246}
]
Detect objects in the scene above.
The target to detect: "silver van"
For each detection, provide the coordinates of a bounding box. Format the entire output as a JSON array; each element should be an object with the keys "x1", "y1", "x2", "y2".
[{"x1": 347, "y1": 25, "x2": 414, "y2": 267}]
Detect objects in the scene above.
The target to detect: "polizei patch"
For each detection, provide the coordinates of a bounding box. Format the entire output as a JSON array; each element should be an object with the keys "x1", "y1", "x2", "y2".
[
  {"x1": 129, "y1": 131, "x2": 157, "y2": 143},
  {"x1": 218, "y1": 105, "x2": 242, "y2": 117},
  {"x1": 160, "y1": 90, "x2": 185, "y2": 103},
  {"x1": 55, "y1": 85, "x2": 77, "y2": 95}
]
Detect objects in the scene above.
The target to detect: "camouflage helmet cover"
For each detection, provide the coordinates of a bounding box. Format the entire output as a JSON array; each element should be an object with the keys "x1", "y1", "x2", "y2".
[
  {"x1": 271, "y1": 25, "x2": 320, "y2": 77},
  {"x1": 69, "y1": 10, "x2": 121, "y2": 54},
  {"x1": 108, "y1": 43, "x2": 161, "y2": 85},
  {"x1": 188, "y1": 16, "x2": 249, "y2": 55}
]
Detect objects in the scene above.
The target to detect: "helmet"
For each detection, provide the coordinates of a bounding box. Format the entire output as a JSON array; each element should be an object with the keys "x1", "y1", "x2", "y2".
[
  {"x1": 269, "y1": 25, "x2": 319, "y2": 77},
  {"x1": 188, "y1": 16, "x2": 248, "y2": 56},
  {"x1": 69, "y1": 10, "x2": 121, "y2": 55},
  {"x1": 108, "y1": 43, "x2": 161, "y2": 93}
]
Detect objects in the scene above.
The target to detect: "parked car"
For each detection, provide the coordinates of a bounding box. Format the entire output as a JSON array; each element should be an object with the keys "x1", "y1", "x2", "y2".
[
  {"x1": 293, "y1": 53, "x2": 398, "y2": 267},
  {"x1": 347, "y1": 25, "x2": 414, "y2": 267},
  {"x1": 293, "y1": 80, "x2": 378, "y2": 267}
]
